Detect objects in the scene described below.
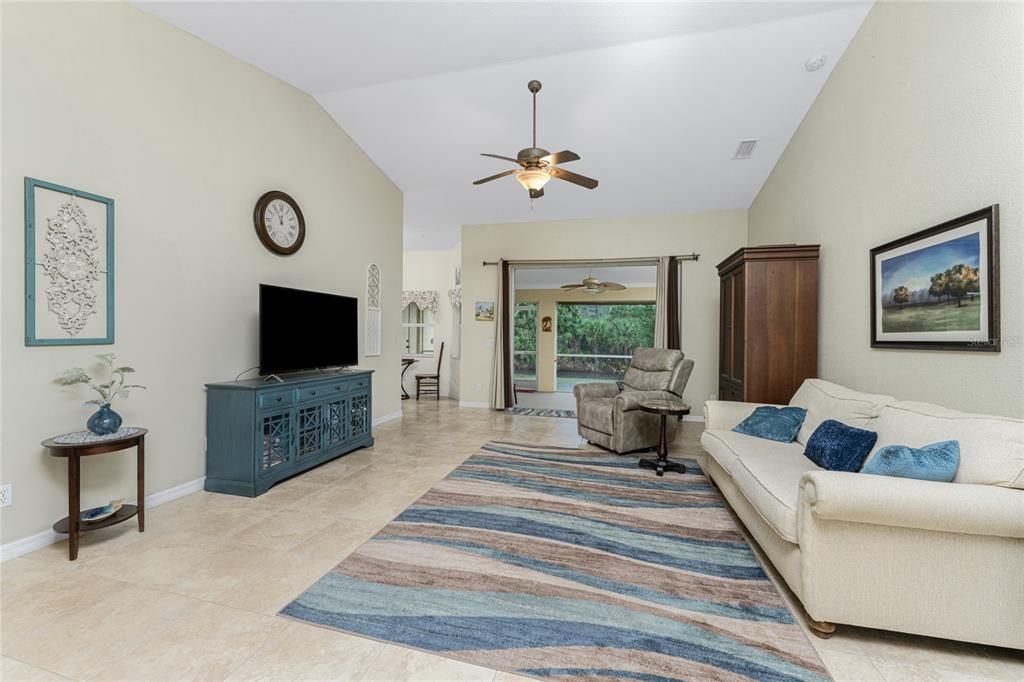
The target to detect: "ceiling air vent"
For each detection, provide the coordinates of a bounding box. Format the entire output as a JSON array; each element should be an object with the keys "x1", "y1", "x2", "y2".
[{"x1": 733, "y1": 139, "x2": 758, "y2": 160}]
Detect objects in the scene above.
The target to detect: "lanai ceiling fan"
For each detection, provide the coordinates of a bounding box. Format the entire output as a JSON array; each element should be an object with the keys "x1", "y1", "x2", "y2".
[
  {"x1": 472, "y1": 80, "x2": 599, "y2": 199},
  {"x1": 561, "y1": 270, "x2": 626, "y2": 294}
]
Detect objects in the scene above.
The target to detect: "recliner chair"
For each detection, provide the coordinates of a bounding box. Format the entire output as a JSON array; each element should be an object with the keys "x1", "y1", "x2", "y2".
[{"x1": 573, "y1": 348, "x2": 694, "y2": 453}]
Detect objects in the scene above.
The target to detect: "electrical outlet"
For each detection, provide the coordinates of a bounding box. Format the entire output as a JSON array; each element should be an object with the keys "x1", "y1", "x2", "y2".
[{"x1": 0, "y1": 484, "x2": 12, "y2": 508}]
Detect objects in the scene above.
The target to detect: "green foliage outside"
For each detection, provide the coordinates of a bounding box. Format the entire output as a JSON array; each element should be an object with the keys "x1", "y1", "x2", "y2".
[{"x1": 514, "y1": 302, "x2": 656, "y2": 384}]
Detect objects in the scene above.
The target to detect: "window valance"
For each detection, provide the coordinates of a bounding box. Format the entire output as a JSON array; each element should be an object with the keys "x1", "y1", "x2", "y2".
[
  {"x1": 401, "y1": 290, "x2": 439, "y2": 315},
  {"x1": 448, "y1": 287, "x2": 461, "y2": 309}
]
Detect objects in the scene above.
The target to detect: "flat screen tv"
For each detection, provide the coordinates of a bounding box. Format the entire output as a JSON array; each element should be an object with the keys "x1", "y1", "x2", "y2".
[{"x1": 259, "y1": 284, "x2": 358, "y2": 375}]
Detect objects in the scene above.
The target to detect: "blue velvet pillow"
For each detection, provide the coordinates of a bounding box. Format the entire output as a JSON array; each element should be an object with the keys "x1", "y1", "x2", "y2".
[
  {"x1": 804, "y1": 419, "x2": 878, "y2": 472},
  {"x1": 732, "y1": 406, "x2": 807, "y2": 443},
  {"x1": 862, "y1": 441, "x2": 960, "y2": 482}
]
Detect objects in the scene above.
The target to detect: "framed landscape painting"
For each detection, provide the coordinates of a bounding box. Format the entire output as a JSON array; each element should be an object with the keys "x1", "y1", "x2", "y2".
[{"x1": 870, "y1": 205, "x2": 999, "y2": 351}]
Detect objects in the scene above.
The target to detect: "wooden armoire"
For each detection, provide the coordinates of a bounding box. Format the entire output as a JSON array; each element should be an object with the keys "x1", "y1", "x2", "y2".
[{"x1": 717, "y1": 245, "x2": 820, "y2": 405}]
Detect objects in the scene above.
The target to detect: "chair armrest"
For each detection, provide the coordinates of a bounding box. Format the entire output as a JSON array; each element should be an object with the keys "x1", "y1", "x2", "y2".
[
  {"x1": 799, "y1": 470, "x2": 1024, "y2": 539},
  {"x1": 616, "y1": 390, "x2": 677, "y2": 412},
  {"x1": 573, "y1": 383, "x2": 620, "y2": 402},
  {"x1": 702, "y1": 400, "x2": 783, "y2": 431}
]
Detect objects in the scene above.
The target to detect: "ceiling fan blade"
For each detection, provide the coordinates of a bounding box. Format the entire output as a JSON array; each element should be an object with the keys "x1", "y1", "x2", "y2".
[
  {"x1": 481, "y1": 153, "x2": 520, "y2": 163},
  {"x1": 603, "y1": 282, "x2": 626, "y2": 291},
  {"x1": 560, "y1": 283, "x2": 585, "y2": 290},
  {"x1": 529, "y1": 188, "x2": 544, "y2": 199},
  {"x1": 541, "y1": 150, "x2": 580, "y2": 165},
  {"x1": 549, "y1": 167, "x2": 599, "y2": 189},
  {"x1": 472, "y1": 169, "x2": 518, "y2": 185}
]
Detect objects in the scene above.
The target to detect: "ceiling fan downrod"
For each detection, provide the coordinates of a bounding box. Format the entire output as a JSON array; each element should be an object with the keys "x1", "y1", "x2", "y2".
[{"x1": 528, "y1": 80, "x2": 541, "y2": 149}]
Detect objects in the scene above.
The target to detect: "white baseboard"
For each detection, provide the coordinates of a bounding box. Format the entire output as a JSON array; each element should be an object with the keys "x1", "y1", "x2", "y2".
[
  {"x1": 458, "y1": 400, "x2": 491, "y2": 409},
  {"x1": 0, "y1": 476, "x2": 206, "y2": 562},
  {"x1": 683, "y1": 415, "x2": 705, "y2": 422},
  {"x1": 373, "y1": 410, "x2": 402, "y2": 426}
]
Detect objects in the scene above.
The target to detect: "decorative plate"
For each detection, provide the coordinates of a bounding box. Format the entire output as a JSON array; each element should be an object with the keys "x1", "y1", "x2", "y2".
[{"x1": 81, "y1": 498, "x2": 124, "y2": 523}]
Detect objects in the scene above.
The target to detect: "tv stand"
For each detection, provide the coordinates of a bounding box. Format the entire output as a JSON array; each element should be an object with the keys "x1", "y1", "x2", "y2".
[{"x1": 204, "y1": 369, "x2": 374, "y2": 497}]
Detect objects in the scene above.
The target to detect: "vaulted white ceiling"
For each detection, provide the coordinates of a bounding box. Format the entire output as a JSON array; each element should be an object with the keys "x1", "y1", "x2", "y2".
[{"x1": 136, "y1": 1, "x2": 872, "y2": 249}]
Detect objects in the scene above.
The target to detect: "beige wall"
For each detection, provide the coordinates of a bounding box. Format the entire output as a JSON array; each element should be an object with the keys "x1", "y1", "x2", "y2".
[
  {"x1": 1, "y1": 3, "x2": 403, "y2": 545},
  {"x1": 749, "y1": 1, "x2": 1023, "y2": 417},
  {"x1": 460, "y1": 211, "x2": 748, "y2": 407},
  {"x1": 402, "y1": 247, "x2": 461, "y2": 398},
  {"x1": 514, "y1": 288, "x2": 656, "y2": 392}
]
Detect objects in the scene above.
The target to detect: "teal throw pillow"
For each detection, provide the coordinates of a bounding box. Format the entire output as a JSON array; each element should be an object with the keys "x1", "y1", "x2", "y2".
[
  {"x1": 733, "y1": 406, "x2": 807, "y2": 443},
  {"x1": 862, "y1": 441, "x2": 960, "y2": 482}
]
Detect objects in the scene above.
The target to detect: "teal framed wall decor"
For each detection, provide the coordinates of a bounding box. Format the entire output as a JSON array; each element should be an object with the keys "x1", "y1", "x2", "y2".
[{"x1": 25, "y1": 177, "x2": 115, "y2": 346}]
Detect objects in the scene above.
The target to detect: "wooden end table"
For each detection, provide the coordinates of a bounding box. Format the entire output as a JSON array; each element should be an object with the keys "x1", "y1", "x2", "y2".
[
  {"x1": 41, "y1": 428, "x2": 147, "y2": 560},
  {"x1": 637, "y1": 400, "x2": 689, "y2": 476}
]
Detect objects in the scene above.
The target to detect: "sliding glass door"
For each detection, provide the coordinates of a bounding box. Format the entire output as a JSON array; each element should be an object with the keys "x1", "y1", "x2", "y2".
[
  {"x1": 513, "y1": 301, "x2": 538, "y2": 390},
  {"x1": 555, "y1": 302, "x2": 655, "y2": 392}
]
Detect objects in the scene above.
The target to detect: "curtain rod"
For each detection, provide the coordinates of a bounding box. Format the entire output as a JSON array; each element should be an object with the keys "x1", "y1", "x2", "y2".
[{"x1": 481, "y1": 254, "x2": 699, "y2": 267}]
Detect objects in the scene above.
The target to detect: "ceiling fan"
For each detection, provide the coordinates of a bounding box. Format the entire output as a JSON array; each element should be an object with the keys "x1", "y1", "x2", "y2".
[
  {"x1": 561, "y1": 271, "x2": 626, "y2": 294},
  {"x1": 472, "y1": 80, "x2": 599, "y2": 199}
]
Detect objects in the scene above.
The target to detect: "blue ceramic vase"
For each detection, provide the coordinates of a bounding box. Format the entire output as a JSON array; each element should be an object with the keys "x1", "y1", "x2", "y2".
[{"x1": 87, "y1": 404, "x2": 122, "y2": 435}]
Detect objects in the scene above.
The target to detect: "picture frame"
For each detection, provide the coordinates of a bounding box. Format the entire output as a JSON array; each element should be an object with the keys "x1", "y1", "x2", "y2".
[
  {"x1": 541, "y1": 315, "x2": 552, "y2": 332},
  {"x1": 474, "y1": 301, "x2": 495, "y2": 322},
  {"x1": 870, "y1": 205, "x2": 999, "y2": 352},
  {"x1": 25, "y1": 177, "x2": 115, "y2": 346}
]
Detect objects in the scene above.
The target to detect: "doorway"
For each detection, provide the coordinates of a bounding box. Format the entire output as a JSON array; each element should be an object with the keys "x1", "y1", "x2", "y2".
[{"x1": 512, "y1": 264, "x2": 656, "y2": 410}]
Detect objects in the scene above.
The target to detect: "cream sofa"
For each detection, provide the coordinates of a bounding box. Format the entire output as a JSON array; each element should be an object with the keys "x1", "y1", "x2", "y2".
[{"x1": 700, "y1": 379, "x2": 1024, "y2": 649}]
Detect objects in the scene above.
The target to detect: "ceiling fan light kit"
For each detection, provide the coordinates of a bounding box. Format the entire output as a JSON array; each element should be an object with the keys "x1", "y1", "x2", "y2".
[{"x1": 473, "y1": 80, "x2": 598, "y2": 199}]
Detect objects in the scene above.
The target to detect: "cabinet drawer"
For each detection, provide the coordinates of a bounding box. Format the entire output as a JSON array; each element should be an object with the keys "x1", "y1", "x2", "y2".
[
  {"x1": 257, "y1": 389, "x2": 295, "y2": 409},
  {"x1": 297, "y1": 385, "x2": 332, "y2": 402}
]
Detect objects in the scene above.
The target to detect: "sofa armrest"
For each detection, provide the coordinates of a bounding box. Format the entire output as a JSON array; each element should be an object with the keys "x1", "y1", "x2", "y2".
[
  {"x1": 799, "y1": 470, "x2": 1024, "y2": 539},
  {"x1": 615, "y1": 390, "x2": 678, "y2": 412},
  {"x1": 703, "y1": 400, "x2": 782, "y2": 431},
  {"x1": 573, "y1": 383, "x2": 620, "y2": 402}
]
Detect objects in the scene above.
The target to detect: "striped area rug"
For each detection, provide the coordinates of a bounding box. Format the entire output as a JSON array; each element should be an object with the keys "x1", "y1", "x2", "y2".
[
  {"x1": 506, "y1": 406, "x2": 577, "y2": 419},
  {"x1": 282, "y1": 442, "x2": 829, "y2": 682}
]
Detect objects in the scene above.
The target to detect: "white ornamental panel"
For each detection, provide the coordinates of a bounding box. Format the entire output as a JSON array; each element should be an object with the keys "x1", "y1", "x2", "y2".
[{"x1": 365, "y1": 263, "x2": 381, "y2": 357}]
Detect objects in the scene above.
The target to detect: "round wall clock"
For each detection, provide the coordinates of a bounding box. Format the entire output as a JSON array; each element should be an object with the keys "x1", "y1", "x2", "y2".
[{"x1": 253, "y1": 190, "x2": 305, "y2": 255}]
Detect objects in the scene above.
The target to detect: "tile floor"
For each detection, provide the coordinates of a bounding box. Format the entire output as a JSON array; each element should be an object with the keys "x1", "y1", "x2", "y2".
[{"x1": 2, "y1": 400, "x2": 1022, "y2": 681}]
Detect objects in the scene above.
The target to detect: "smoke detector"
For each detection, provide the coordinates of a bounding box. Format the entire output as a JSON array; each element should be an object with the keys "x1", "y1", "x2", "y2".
[
  {"x1": 732, "y1": 139, "x2": 759, "y2": 160},
  {"x1": 805, "y1": 54, "x2": 827, "y2": 72}
]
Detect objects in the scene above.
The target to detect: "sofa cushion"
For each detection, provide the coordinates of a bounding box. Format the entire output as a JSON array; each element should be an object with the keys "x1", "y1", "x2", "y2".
[
  {"x1": 730, "y1": 442, "x2": 821, "y2": 544},
  {"x1": 869, "y1": 402, "x2": 1024, "y2": 489},
  {"x1": 789, "y1": 379, "x2": 896, "y2": 445},
  {"x1": 804, "y1": 419, "x2": 878, "y2": 472},
  {"x1": 702, "y1": 430, "x2": 806, "y2": 476},
  {"x1": 578, "y1": 396, "x2": 615, "y2": 435},
  {"x1": 701, "y1": 429, "x2": 816, "y2": 543}
]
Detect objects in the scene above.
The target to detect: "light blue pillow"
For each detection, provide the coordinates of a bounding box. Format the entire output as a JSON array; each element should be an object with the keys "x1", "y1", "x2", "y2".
[
  {"x1": 733, "y1": 406, "x2": 807, "y2": 443},
  {"x1": 862, "y1": 441, "x2": 960, "y2": 482}
]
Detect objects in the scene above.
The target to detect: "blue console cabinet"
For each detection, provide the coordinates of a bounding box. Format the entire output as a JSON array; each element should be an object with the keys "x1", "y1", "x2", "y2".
[{"x1": 204, "y1": 370, "x2": 374, "y2": 496}]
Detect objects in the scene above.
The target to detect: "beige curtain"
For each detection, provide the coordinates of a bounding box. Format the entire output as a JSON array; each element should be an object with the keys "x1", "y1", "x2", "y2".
[
  {"x1": 489, "y1": 260, "x2": 514, "y2": 409},
  {"x1": 654, "y1": 256, "x2": 682, "y2": 350}
]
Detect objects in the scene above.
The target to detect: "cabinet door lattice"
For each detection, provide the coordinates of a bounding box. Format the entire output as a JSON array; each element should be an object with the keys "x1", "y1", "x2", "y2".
[
  {"x1": 259, "y1": 410, "x2": 293, "y2": 473},
  {"x1": 350, "y1": 394, "x2": 370, "y2": 438},
  {"x1": 297, "y1": 403, "x2": 323, "y2": 457},
  {"x1": 324, "y1": 398, "x2": 348, "y2": 447}
]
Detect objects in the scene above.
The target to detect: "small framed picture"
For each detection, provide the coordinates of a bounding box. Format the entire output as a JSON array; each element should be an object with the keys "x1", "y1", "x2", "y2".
[
  {"x1": 474, "y1": 301, "x2": 495, "y2": 321},
  {"x1": 870, "y1": 205, "x2": 999, "y2": 351},
  {"x1": 541, "y1": 315, "x2": 552, "y2": 332}
]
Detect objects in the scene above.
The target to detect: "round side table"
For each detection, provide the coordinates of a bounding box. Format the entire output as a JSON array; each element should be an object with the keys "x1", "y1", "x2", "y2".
[
  {"x1": 41, "y1": 428, "x2": 148, "y2": 561},
  {"x1": 636, "y1": 400, "x2": 690, "y2": 476}
]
